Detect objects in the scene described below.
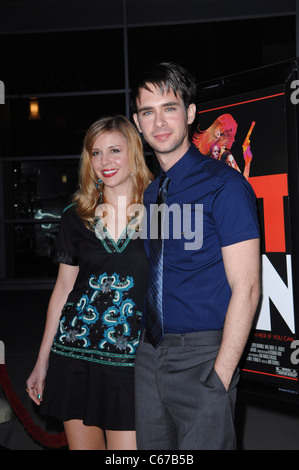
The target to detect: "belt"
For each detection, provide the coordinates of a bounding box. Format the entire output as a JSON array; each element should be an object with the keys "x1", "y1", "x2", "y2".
[{"x1": 140, "y1": 329, "x2": 223, "y2": 347}]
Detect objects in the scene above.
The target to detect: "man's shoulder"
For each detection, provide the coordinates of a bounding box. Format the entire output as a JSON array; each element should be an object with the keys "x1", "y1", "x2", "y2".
[
  {"x1": 200, "y1": 155, "x2": 246, "y2": 186},
  {"x1": 188, "y1": 146, "x2": 243, "y2": 184}
]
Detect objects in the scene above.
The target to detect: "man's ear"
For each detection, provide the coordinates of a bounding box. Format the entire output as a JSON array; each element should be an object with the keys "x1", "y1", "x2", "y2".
[
  {"x1": 133, "y1": 113, "x2": 142, "y2": 133},
  {"x1": 187, "y1": 103, "x2": 196, "y2": 125}
]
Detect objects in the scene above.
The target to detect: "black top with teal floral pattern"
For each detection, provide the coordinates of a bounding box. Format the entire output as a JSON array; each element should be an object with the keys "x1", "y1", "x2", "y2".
[{"x1": 51, "y1": 204, "x2": 148, "y2": 367}]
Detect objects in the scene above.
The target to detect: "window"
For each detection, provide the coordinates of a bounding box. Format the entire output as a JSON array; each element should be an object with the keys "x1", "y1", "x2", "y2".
[{"x1": 0, "y1": 15, "x2": 295, "y2": 284}]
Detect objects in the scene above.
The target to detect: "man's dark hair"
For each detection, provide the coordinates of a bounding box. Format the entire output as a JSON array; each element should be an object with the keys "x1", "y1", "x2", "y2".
[{"x1": 130, "y1": 62, "x2": 197, "y2": 114}]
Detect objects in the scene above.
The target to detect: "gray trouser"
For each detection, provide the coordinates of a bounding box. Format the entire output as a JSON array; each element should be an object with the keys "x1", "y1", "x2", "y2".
[{"x1": 134, "y1": 329, "x2": 239, "y2": 450}]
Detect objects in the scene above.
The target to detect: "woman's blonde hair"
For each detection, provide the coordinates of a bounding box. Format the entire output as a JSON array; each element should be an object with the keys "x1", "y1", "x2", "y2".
[{"x1": 73, "y1": 115, "x2": 152, "y2": 227}]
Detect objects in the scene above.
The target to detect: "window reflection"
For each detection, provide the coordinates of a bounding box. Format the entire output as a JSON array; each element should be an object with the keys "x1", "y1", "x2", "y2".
[
  {"x1": 4, "y1": 159, "x2": 80, "y2": 219},
  {"x1": 5, "y1": 94, "x2": 126, "y2": 157},
  {"x1": 5, "y1": 222, "x2": 60, "y2": 277}
]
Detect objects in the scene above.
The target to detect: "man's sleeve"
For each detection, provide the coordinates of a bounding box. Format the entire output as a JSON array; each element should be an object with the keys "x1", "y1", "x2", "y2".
[{"x1": 212, "y1": 174, "x2": 260, "y2": 248}]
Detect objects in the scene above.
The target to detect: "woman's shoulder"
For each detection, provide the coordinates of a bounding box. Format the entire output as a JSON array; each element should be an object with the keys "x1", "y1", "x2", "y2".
[
  {"x1": 61, "y1": 202, "x2": 93, "y2": 234},
  {"x1": 60, "y1": 203, "x2": 80, "y2": 226},
  {"x1": 62, "y1": 202, "x2": 76, "y2": 214}
]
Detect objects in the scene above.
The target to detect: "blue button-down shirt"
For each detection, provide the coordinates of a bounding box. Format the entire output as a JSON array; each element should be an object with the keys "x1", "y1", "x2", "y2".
[{"x1": 142, "y1": 144, "x2": 260, "y2": 334}]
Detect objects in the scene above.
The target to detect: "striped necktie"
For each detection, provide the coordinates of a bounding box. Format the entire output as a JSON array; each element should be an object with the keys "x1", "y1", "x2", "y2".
[{"x1": 146, "y1": 173, "x2": 170, "y2": 348}]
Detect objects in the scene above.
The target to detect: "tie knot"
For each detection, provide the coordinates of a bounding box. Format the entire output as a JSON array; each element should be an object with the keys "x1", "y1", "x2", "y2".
[
  {"x1": 159, "y1": 173, "x2": 170, "y2": 191},
  {"x1": 157, "y1": 174, "x2": 170, "y2": 204}
]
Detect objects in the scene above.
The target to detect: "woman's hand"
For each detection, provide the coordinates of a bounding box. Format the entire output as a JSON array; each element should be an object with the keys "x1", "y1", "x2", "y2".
[{"x1": 26, "y1": 361, "x2": 48, "y2": 405}]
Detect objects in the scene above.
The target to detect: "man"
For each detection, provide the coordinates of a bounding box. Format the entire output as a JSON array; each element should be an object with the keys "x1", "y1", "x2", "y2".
[{"x1": 131, "y1": 62, "x2": 261, "y2": 450}]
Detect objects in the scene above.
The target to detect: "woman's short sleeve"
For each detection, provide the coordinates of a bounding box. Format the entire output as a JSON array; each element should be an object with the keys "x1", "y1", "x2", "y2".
[{"x1": 53, "y1": 205, "x2": 78, "y2": 266}]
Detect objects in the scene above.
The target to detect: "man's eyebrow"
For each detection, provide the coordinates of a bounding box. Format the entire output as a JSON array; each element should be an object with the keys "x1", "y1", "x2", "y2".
[
  {"x1": 162, "y1": 101, "x2": 179, "y2": 107},
  {"x1": 137, "y1": 101, "x2": 179, "y2": 113},
  {"x1": 137, "y1": 105, "x2": 153, "y2": 113}
]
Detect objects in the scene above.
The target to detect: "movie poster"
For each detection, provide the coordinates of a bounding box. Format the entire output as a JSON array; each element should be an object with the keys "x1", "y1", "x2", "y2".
[{"x1": 193, "y1": 83, "x2": 299, "y2": 393}]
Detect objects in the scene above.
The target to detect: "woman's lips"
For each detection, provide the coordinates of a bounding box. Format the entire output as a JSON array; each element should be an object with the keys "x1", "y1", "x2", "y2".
[{"x1": 102, "y1": 169, "x2": 119, "y2": 177}]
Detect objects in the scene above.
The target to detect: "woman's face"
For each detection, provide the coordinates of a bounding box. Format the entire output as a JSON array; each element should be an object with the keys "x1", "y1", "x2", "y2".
[
  {"x1": 225, "y1": 153, "x2": 234, "y2": 167},
  {"x1": 90, "y1": 130, "x2": 132, "y2": 193},
  {"x1": 219, "y1": 128, "x2": 235, "y2": 149},
  {"x1": 213, "y1": 125, "x2": 223, "y2": 140}
]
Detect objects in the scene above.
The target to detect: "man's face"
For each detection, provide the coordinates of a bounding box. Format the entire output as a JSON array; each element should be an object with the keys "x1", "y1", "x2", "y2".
[
  {"x1": 211, "y1": 145, "x2": 221, "y2": 160},
  {"x1": 133, "y1": 83, "x2": 195, "y2": 167}
]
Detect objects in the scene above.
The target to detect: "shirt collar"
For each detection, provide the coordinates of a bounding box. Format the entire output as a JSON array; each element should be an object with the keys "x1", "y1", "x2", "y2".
[{"x1": 160, "y1": 143, "x2": 203, "y2": 185}]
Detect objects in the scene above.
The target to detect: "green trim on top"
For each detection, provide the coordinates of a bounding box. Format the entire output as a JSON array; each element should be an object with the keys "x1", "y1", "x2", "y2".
[
  {"x1": 63, "y1": 203, "x2": 76, "y2": 213},
  {"x1": 94, "y1": 217, "x2": 138, "y2": 254}
]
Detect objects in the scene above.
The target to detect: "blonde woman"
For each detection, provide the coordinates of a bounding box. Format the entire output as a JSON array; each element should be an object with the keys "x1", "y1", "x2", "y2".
[{"x1": 26, "y1": 115, "x2": 152, "y2": 450}]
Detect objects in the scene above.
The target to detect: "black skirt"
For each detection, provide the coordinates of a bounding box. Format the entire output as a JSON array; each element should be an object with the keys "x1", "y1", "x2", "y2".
[{"x1": 40, "y1": 352, "x2": 136, "y2": 431}]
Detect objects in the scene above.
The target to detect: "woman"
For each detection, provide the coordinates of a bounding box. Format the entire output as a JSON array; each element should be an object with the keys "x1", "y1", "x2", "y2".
[
  {"x1": 26, "y1": 115, "x2": 152, "y2": 450},
  {"x1": 194, "y1": 114, "x2": 253, "y2": 180}
]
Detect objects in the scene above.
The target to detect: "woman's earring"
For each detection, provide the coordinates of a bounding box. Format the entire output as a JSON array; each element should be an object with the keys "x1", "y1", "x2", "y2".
[
  {"x1": 96, "y1": 178, "x2": 103, "y2": 202},
  {"x1": 96, "y1": 178, "x2": 102, "y2": 189}
]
